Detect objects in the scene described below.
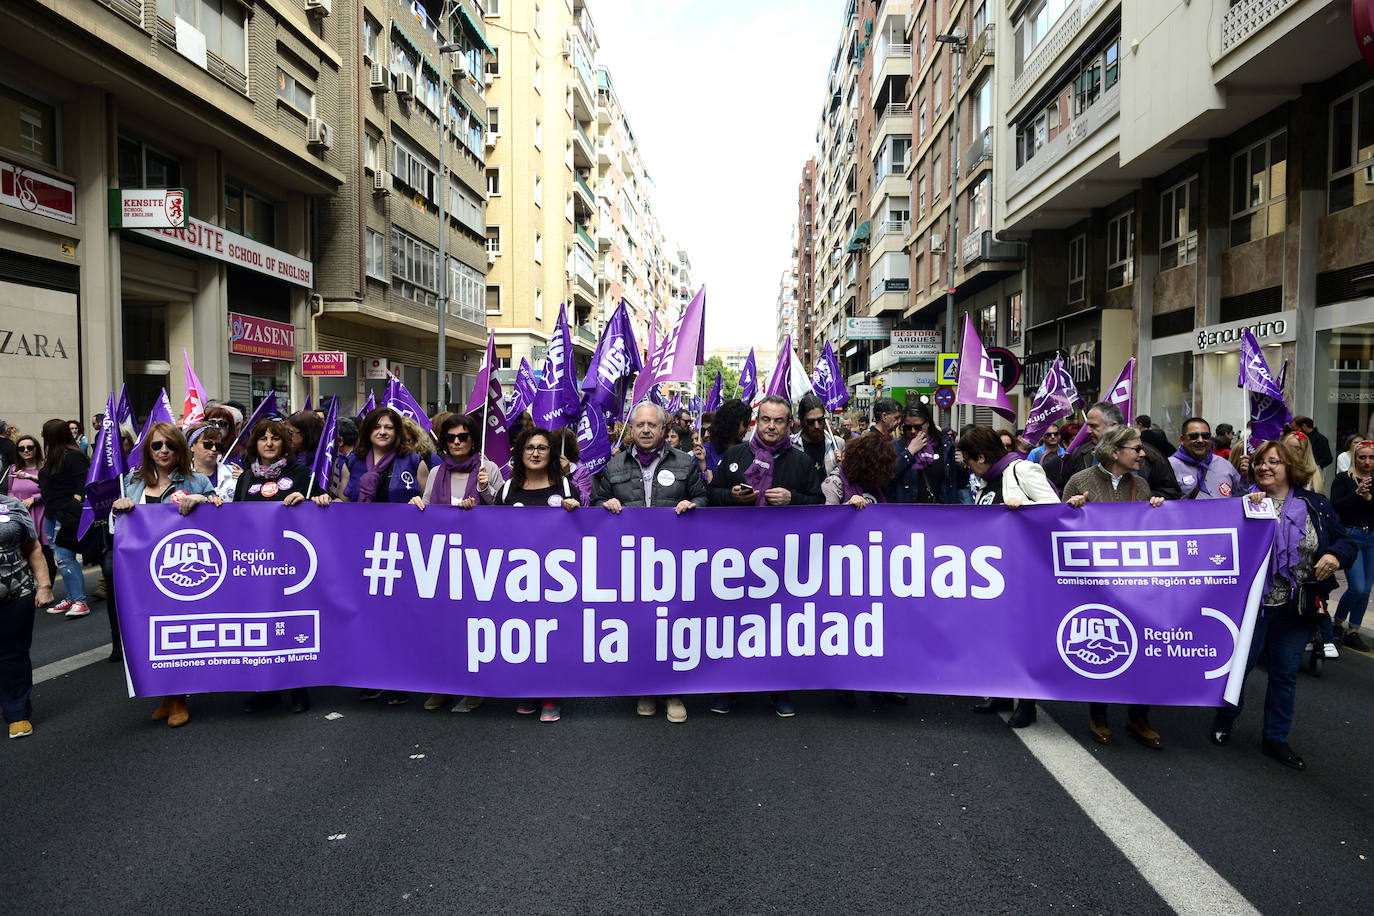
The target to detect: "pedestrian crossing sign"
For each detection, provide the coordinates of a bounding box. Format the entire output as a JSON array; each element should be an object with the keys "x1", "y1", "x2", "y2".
[{"x1": 937, "y1": 353, "x2": 959, "y2": 386}]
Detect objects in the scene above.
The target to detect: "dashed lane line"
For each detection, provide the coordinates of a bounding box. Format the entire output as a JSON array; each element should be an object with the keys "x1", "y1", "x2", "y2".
[{"x1": 34, "y1": 644, "x2": 112, "y2": 684}]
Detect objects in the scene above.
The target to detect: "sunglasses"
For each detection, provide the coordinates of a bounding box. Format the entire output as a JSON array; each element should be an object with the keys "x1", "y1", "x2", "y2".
[
  {"x1": 1183, "y1": 431, "x2": 1210, "y2": 441},
  {"x1": 1122, "y1": 444, "x2": 1146, "y2": 453},
  {"x1": 206, "y1": 419, "x2": 229, "y2": 429},
  {"x1": 902, "y1": 423, "x2": 926, "y2": 433},
  {"x1": 804, "y1": 417, "x2": 826, "y2": 427},
  {"x1": 446, "y1": 432, "x2": 472, "y2": 444},
  {"x1": 1044, "y1": 432, "x2": 1059, "y2": 438},
  {"x1": 200, "y1": 440, "x2": 222, "y2": 451},
  {"x1": 149, "y1": 440, "x2": 172, "y2": 452},
  {"x1": 17, "y1": 444, "x2": 36, "y2": 452}
]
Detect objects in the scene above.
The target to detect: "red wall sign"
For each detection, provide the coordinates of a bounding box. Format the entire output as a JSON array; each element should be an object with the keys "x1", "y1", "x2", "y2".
[
  {"x1": 1356, "y1": 0, "x2": 1374, "y2": 72},
  {"x1": 0, "y1": 159, "x2": 76, "y2": 224},
  {"x1": 301, "y1": 351, "x2": 347, "y2": 377},
  {"x1": 229, "y1": 312, "x2": 295, "y2": 361}
]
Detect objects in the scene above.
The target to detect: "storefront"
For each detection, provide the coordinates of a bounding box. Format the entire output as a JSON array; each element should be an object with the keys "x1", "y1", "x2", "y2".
[
  {"x1": 1313, "y1": 299, "x2": 1374, "y2": 449},
  {"x1": 1189, "y1": 314, "x2": 1295, "y2": 434},
  {"x1": 1022, "y1": 341, "x2": 1102, "y2": 421},
  {"x1": 228, "y1": 309, "x2": 294, "y2": 410}
]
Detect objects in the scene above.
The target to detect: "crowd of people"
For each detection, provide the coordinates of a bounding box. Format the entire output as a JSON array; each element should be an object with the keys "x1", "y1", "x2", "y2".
[{"x1": 0, "y1": 393, "x2": 1368, "y2": 772}]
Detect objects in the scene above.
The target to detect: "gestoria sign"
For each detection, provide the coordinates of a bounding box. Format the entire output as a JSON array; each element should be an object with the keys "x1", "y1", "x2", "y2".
[{"x1": 131, "y1": 216, "x2": 313, "y2": 287}]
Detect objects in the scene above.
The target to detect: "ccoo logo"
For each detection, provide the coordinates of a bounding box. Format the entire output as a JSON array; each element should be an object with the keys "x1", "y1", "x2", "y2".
[
  {"x1": 149, "y1": 529, "x2": 227, "y2": 601},
  {"x1": 1056, "y1": 603, "x2": 1137, "y2": 679}
]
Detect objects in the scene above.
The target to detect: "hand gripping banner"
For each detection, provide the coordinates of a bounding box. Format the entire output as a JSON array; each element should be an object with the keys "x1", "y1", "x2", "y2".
[{"x1": 113, "y1": 502, "x2": 1274, "y2": 704}]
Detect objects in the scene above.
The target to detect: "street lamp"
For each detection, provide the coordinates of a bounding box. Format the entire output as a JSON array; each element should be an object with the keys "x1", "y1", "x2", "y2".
[
  {"x1": 936, "y1": 27, "x2": 966, "y2": 425},
  {"x1": 436, "y1": 41, "x2": 464, "y2": 411}
]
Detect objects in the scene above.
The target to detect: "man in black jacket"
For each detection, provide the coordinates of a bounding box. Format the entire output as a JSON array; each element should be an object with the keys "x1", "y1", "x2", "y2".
[
  {"x1": 1045, "y1": 402, "x2": 1182, "y2": 500},
  {"x1": 1294, "y1": 416, "x2": 1333, "y2": 471},
  {"x1": 707, "y1": 396, "x2": 822, "y2": 718}
]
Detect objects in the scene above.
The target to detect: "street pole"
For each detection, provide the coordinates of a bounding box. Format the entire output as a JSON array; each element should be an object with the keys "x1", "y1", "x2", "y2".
[
  {"x1": 437, "y1": 43, "x2": 463, "y2": 413},
  {"x1": 937, "y1": 28, "x2": 967, "y2": 429}
]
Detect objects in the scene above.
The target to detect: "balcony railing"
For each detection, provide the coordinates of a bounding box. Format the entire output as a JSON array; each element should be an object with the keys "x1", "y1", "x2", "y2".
[
  {"x1": 1010, "y1": 0, "x2": 1106, "y2": 105},
  {"x1": 1221, "y1": 0, "x2": 1297, "y2": 55},
  {"x1": 1007, "y1": 79, "x2": 1120, "y2": 199},
  {"x1": 574, "y1": 171, "x2": 595, "y2": 202},
  {"x1": 576, "y1": 224, "x2": 596, "y2": 251},
  {"x1": 966, "y1": 127, "x2": 993, "y2": 170},
  {"x1": 966, "y1": 23, "x2": 995, "y2": 71},
  {"x1": 874, "y1": 219, "x2": 911, "y2": 241},
  {"x1": 575, "y1": 323, "x2": 598, "y2": 344},
  {"x1": 575, "y1": 122, "x2": 593, "y2": 151}
]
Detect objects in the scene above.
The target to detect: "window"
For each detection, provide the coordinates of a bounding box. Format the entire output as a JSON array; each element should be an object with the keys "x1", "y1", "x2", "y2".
[
  {"x1": 969, "y1": 176, "x2": 990, "y2": 231},
  {"x1": 933, "y1": 71, "x2": 942, "y2": 113},
  {"x1": 156, "y1": 0, "x2": 246, "y2": 75},
  {"x1": 393, "y1": 134, "x2": 439, "y2": 203},
  {"x1": 973, "y1": 0, "x2": 988, "y2": 36},
  {"x1": 980, "y1": 304, "x2": 998, "y2": 345},
  {"x1": 363, "y1": 13, "x2": 381, "y2": 61},
  {"x1": 1160, "y1": 176, "x2": 1200, "y2": 270},
  {"x1": 449, "y1": 258, "x2": 486, "y2": 323},
  {"x1": 534, "y1": 117, "x2": 542, "y2": 150},
  {"x1": 919, "y1": 99, "x2": 927, "y2": 141},
  {"x1": 484, "y1": 0, "x2": 501, "y2": 16},
  {"x1": 364, "y1": 130, "x2": 382, "y2": 171},
  {"x1": 485, "y1": 47, "x2": 500, "y2": 78},
  {"x1": 933, "y1": 156, "x2": 942, "y2": 199},
  {"x1": 972, "y1": 78, "x2": 993, "y2": 137},
  {"x1": 1015, "y1": 0, "x2": 1071, "y2": 66},
  {"x1": 1230, "y1": 132, "x2": 1287, "y2": 245},
  {"x1": 0, "y1": 84, "x2": 58, "y2": 167},
  {"x1": 533, "y1": 0, "x2": 542, "y2": 36},
  {"x1": 117, "y1": 136, "x2": 181, "y2": 189},
  {"x1": 391, "y1": 228, "x2": 440, "y2": 309},
  {"x1": 223, "y1": 184, "x2": 276, "y2": 244},
  {"x1": 534, "y1": 231, "x2": 543, "y2": 264},
  {"x1": 277, "y1": 69, "x2": 314, "y2": 116},
  {"x1": 1107, "y1": 211, "x2": 1134, "y2": 289},
  {"x1": 1008, "y1": 292, "x2": 1023, "y2": 346},
  {"x1": 486, "y1": 284, "x2": 502, "y2": 315},
  {"x1": 486, "y1": 167, "x2": 501, "y2": 196},
  {"x1": 1068, "y1": 234, "x2": 1086, "y2": 303},
  {"x1": 534, "y1": 288, "x2": 544, "y2": 321},
  {"x1": 486, "y1": 226, "x2": 501, "y2": 256},
  {"x1": 533, "y1": 173, "x2": 542, "y2": 207},
  {"x1": 365, "y1": 229, "x2": 386, "y2": 279},
  {"x1": 448, "y1": 176, "x2": 485, "y2": 233},
  {"x1": 486, "y1": 107, "x2": 501, "y2": 135}
]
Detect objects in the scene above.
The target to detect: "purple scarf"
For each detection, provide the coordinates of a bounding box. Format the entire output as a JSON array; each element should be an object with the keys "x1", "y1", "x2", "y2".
[
  {"x1": 908, "y1": 439, "x2": 938, "y2": 470},
  {"x1": 1172, "y1": 447, "x2": 1214, "y2": 495},
  {"x1": 743, "y1": 435, "x2": 793, "y2": 506},
  {"x1": 1253, "y1": 486, "x2": 1310, "y2": 596},
  {"x1": 431, "y1": 454, "x2": 482, "y2": 506},
  {"x1": 633, "y1": 444, "x2": 664, "y2": 468},
  {"x1": 984, "y1": 451, "x2": 1024, "y2": 481},
  {"x1": 251, "y1": 458, "x2": 288, "y2": 481},
  {"x1": 356, "y1": 449, "x2": 396, "y2": 503},
  {"x1": 839, "y1": 468, "x2": 886, "y2": 504}
]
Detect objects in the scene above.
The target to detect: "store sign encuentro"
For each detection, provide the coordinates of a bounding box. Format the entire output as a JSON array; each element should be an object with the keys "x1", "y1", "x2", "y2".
[
  {"x1": 1193, "y1": 316, "x2": 1294, "y2": 355},
  {"x1": 131, "y1": 216, "x2": 314, "y2": 288}
]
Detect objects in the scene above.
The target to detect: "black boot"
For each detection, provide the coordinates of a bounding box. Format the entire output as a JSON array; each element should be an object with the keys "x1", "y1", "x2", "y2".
[
  {"x1": 972, "y1": 697, "x2": 1014, "y2": 714},
  {"x1": 290, "y1": 687, "x2": 311, "y2": 714},
  {"x1": 1007, "y1": 699, "x2": 1037, "y2": 728},
  {"x1": 243, "y1": 691, "x2": 282, "y2": 713}
]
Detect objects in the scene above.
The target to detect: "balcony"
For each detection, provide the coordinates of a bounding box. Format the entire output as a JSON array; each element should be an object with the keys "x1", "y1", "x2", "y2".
[
  {"x1": 1221, "y1": 0, "x2": 1297, "y2": 55},
  {"x1": 874, "y1": 102, "x2": 912, "y2": 140},
  {"x1": 1010, "y1": 0, "x2": 1107, "y2": 110},
  {"x1": 871, "y1": 218, "x2": 910, "y2": 251},
  {"x1": 597, "y1": 208, "x2": 613, "y2": 247},
  {"x1": 965, "y1": 127, "x2": 993, "y2": 172},
  {"x1": 870, "y1": 41, "x2": 913, "y2": 93},
  {"x1": 575, "y1": 223, "x2": 596, "y2": 253},
  {"x1": 869, "y1": 280, "x2": 908, "y2": 317},
  {"x1": 571, "y1": 245, "x2": 596, "y2": 294},
  {"x1": 575, "y1": 323, "x2": 598, "y2": 345},
  {"x1": 961, "y1": 229, "x2": 1024, "y2": 268},
  {"x1": 569, "y1": 32, "x2": 596, "y2": 121},
  {"x1": 574, "y1": 171, "x2": 595, "y2": 208},
  {"x1": 573, "y1": 122, "x2": 594, "y2": 168},
  {"x1": 965, "y1": 23, "x2": 995, "y2": 74},
  {"x1": 1007, "y1": 79, "x2": 1120, "y2": 203}
]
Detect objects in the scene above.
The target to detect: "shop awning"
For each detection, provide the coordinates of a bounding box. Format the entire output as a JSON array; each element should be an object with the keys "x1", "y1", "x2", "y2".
[
  {"x1": 845, "y1": 220, "x2": 871, "y2": 252},
  {"x1": 457, "y1": 5, "x2": 496, "y2": 55}
]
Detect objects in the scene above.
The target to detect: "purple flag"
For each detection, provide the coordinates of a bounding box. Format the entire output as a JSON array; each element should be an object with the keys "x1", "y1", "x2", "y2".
[
  {"x1": 131, "y1": 388, "x2": 176, "y2": 467},
  {"x1": 955, "y1": 314, "x2": 1015, "y2": 421},
  {"x1": 582, "y1": 299, "x2": 642, "y2": 423},
  {"x1": 307, "y1": 394, "x2": 339, "y2": 497},
  {"x1": 77, "y1": 391, "x2": 129, "y2": 539},
  {"x1": 648, "y1": 286, "x2": 706, "y2": 385},
  {"x1": 1238, "y1": 329, "x2": 1291, "y2": 449},
  {"x1": 302, "y1": 396, "x2": 313, "y2": 412},
  {"x1": 466, "y1": 332, "x2": 512, "y2": 481},
  {"x1": 666, "y1": 392, "x2": 682, "y2": 415},
  {"x1": 384, "y1": 376, "x2": 433, "y2": 437},
  {"x1": 630, "y1": 319, "x2": 659, "y2": 409},
  {"x1": 115, "y1": 384, "x2": 136, "y2": 439},
  {"x1": 704, "y1": 371, "x2": 723, "y2": 413},
  {"x1": 506, "y1": 358, "x2": 537, "y2": 419},
  {"x1": 532, "y1": 303, "x2": 579, "y2": 430},
  {"x1": 575, "y1": 396, "x2": 611, "y2": 476},
  {"x1": 811, "y1": 340, "x2": 849, "y2": 411},
  {"x1": 737, "y1": 348, "x2": 758, "y2": 404},
  {"x1": 225, "y1": 390, "x2": 281, "y2": 468},
  {"x1": 1023, "y1": 352, "x2": 1082, "y2": 446},
  {"x1": 648, "y1": 384, "x2": 667, "y2": 408},
  {"x1": 355, "y1": 390, "x2": 376, "y2": 420},
  {"x1": 1067, "y1": 358, "x2": 1135, "y2": 455}
]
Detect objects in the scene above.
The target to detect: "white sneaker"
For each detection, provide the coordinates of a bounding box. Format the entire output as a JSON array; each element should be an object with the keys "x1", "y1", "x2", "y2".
[
  {"x1": 64, "y1": 601, "x2": 91, "y2": 619},
  {"x1": 665, "y1": 696, "x2": 687, "y2": 724},
  {"x1": 1323, "y1": 641, "x2": 1340, "y2": 659}
]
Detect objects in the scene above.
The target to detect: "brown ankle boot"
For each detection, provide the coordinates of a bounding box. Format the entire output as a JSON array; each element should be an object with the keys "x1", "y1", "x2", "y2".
[
  {"x1": 151, "y1": 697, "x2": 173, "y2": 721},
  {"x1": 167, "y1": 697, "x2": 190, "y2": 728}
]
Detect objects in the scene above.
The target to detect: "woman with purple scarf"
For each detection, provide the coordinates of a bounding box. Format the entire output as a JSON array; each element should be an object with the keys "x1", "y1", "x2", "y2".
[
  {"x1": 1211, "y1": 440, "x2": 1355, "y2": 770},
  {"x1": 959, "y1": 426, "x2": 1059, "y2": 728},
  {"x1": 822, "y1": 431, "x2": 895, "y2": 509}
]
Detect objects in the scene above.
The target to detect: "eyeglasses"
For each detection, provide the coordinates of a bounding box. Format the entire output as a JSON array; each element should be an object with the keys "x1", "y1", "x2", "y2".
[
  {"x1": 524, "y1": 444, "x2": 551, "y2": 453},
  {"x1": 1044, "y1": 432, "x2": 1059, "y2": 439},
  {"x1": 1183, "y1": 431, "x2": 1210, "y2": 441},
  {"x1": 149, "y1": 440, "x2": 172, "y2": 453},
  {"x1": 804, "y1": 417, "x2": 826, "y2": 427},
  {"x1": 446, "y1": 432, "x2": 472, "y2": 444}
]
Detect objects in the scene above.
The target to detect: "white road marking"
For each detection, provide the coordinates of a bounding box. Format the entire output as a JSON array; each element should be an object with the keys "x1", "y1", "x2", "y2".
[
  {"x1": 34, "y1": 644, "x2": 112, "y2": 684},
  {"x1": 1007, "y1": 709, "x2": 1259, "y2": 916}
]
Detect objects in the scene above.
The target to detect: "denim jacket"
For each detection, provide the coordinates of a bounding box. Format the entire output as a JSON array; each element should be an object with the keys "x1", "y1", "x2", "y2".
[{"x1": 121, "y1": 469, "x2": 215, "y2": 505}]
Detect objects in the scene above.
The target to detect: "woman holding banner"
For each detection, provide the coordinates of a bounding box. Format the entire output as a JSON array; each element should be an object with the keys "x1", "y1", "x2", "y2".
[
  {"x1": 490, "y1": 426, "x2": 579, "y2": 723},
  {"x1": 1213, "y1": 440, "x2": 1355, "y2": 770},
  {"x1": 1063, "y1": 426, "x2": 1166, "y2": 749},
  {"x1": 111, "y1": 424, "x2": 221, "y2": 728},
  {"x1": 340, "y1": 408, "x2": 428, "y2": 509},
  {"x1": 960, "y1": 426, "x2": 1059, "y2": 728},
  {"x1": 187, "y1": 425, "x2": 238, "y2": 502}
]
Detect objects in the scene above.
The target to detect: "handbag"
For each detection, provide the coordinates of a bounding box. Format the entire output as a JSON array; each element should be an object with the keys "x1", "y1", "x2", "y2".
[{"x1": 1287, "y1": 581, "x2": 1326, "y2": 627}]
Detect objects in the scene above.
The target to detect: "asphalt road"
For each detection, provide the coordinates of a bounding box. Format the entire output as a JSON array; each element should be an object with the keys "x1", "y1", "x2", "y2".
[{"x1": 7, "y1": 580, "x2": 1374, "y2": 915}]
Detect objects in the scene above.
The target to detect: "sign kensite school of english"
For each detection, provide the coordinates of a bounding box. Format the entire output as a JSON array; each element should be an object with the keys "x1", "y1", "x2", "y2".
[{"x1": 114, "y1": 501, "x2": 1276, "y2": 706}]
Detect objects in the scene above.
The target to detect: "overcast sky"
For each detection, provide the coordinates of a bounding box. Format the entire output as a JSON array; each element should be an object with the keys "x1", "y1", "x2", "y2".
[{"x1": 588, "y1": 0, "x2": 843, "y2": 352}]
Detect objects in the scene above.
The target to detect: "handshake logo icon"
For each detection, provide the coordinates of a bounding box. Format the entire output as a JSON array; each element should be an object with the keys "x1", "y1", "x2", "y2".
[{"x1": 1057, "y1": 604, "x2": 1137, "y2": 679}]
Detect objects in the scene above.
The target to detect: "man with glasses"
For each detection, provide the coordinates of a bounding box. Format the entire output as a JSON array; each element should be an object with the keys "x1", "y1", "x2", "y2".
[
  {"x1": 890, "y1": 406, "x2": 946, "y2": 504},
  {"x1": 1027, "y1": 425, "x2": 1066, "y2": 466},
  {"x1": 1168, "y1": 417, "x2": 1243, "y2": 499},
  {"x1": 792, "y1": 393, "x2": 842, "y2": 477},
  {"x1": 708, "y1": 396, "x2": 823, "y2": 718},
  {"x1": 593, "y1": 402, "x2": 708, "y2": 724},
  {"x1": 1045, "y1": 401, "x2": 1182, "y2": 500}
]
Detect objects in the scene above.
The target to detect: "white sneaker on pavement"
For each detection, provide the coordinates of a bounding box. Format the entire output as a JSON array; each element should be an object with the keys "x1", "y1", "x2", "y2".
[{"x1": 1323, "y1": 641, "x2": 1340, "y2": 659}]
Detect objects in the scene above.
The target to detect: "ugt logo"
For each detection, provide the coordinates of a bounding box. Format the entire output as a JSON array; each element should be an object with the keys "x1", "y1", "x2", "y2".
[
  {"x1": 149, "y1": 529, "x2": 227, "y2": 601},
  {"x1": 1056, "y1": 604, "x2": 1137, "y2": 679}
]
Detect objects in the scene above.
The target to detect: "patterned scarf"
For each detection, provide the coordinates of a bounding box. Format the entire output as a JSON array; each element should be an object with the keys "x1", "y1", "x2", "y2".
[{"x1": 250, "y1": 458, "x2": 288, "y2": 481}]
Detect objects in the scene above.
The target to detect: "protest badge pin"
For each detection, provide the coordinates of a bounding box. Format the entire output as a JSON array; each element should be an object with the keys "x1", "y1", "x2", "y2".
[
  {"x1": 729, "y1": 462, "x2": 739, "y2": 472},
  {"x1": 249, "y1": 483, "x2": 262, "y2": 495},
  {"x1": 1220, "y1": 482, "x2": 1232, "y2": 497},
  {"x1": 1244, "y1": 497, "x2": 1277, "y2": 519},
  {"x1": 262, "y1": 481, "x2": 279, "y2": 498},
  {"x1": 656, "y1": 469, "x2": 675, "y2": 486},
  {"x1": 1183, "y1": 475, "x2": 1195, "y2": 485},
  {"x1": 278, "y1": 477, "x2": 293, "y2": 490},
  {"x1": 170, "y1": 490, "x2": 187, "y2": 503},
  {"x1": 547, "y1": 494, "x2": 564, "y2": 507}
]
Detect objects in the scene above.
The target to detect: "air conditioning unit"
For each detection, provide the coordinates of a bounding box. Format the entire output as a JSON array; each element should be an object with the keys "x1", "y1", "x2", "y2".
[
  {"x1": 369, "y1": 63, "x2": 388, "y2": 89},
  {"x1": 453, "y1": 57, "x2": 468, "y2": 80},
  {"x1": 304, "y1": 0, "x2": 331, "y2": 14},
  {"x1": 930, "y1": 233, "x2": 945, "y2": 254},
  {"x1": 307, "y1": 118, "x2": 334, "y2": 150},
  {"x1": 484, "y1": 131, "x2": 497, "y2": 149},
  {"x1": 562, "y1": 38, "x2": 573, "y2": 58},
  {"x1": 373, "y1": 171, "x2": 391, "y2": 194},
  {"x1": 487, "y1": 250, "x2": 496, "y2": 265},
  {"x1": 484, "y1": 72, "x2": 494, "y2": 87},
  {"x1": 395, "y1": 72, "x2": 415, "y2": 101}
]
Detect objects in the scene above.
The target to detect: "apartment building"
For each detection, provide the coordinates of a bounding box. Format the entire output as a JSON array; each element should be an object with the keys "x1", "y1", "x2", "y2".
[
  {"x1": 0, "y1": 0, "x2": 352, "y2": 429},
  {"x1": 776, "y1": 263, "x2": 798, "y2": 357},
  {"x1": 706, "y1": 346, "x2": 777, "y2": 393},
  {"x1": 795, "y1": 157, "x2": 817, "y2": 366},
  {"x1": 996, "y1": 0, "x2": 1372, "y2": 445}
]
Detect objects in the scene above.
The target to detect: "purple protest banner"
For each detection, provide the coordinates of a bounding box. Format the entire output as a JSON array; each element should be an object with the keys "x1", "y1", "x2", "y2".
[
  {"x1": 225, "y1": 389, "x2": 281, "y2": 468},
  {"x1": 77, "y1": 391, "x2": 128, "y2": 539},
  {"x1": 113, "y1": 501, "x2": 1273, "y2": 704},
  {"x1": 116, "y1": 384, "x2": 137, "y2": 439},
  {"x1": 306, "y1": 395, "x2": 339, "y2": 496},
  {"x1": 506, "y1": 358, "x2": 537, "y2": 419},
  {"x1": 355, "y1": 390, "x2": 376, "y2": 420},
  {"x1": 737, "y1": 348, "x2": 758, "y2": 405},
  {"x1": 704, "y1": 371, "x2": 723, "y2": 413},
  {"x1": 811, "y1": 340, "x2": 849, "y2": 411},
  {"x1": 130, "y1": 388, "x2": 176, "y2": 469},
  {"x1": 532, "y1": 303, "x2": 579, "y2": 430},
  {"x1": 1067, "y1": 358, "x2": 1135, "y2": 455},
  {"x1": 575, "y1": 396, "x2": 610, "y2": 475},
  {"x1": 384, "y1": 375, "x2": 434, "y2": 437},
  {"x1": 466, "y1": 331, "x2": 512, "y2": 481},
  {"x1": 1238, "y1": 328, "x2": 1291, "y2": 450},
  {"x1": 582, "y1": 299, "x2": 641, "y2": 423}
]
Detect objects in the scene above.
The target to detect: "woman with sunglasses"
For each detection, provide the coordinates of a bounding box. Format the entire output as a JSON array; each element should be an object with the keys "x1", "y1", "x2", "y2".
[
  {"x1": 112, "y1": 423, "x2": 221, "y2": 728},
  {"x1": 187, "y1": 425, "x2": 239, "y2": 502},
  {"x1": 340, "y1": 407, "x2": 428, "y2": 509},
  {"x1": 1330, "y1": 439, "x2": 1374, "y2": 652},
  {"x1": 891, "y1": 405, "x2": 947, "y2": 504},
  {"x1": 490, "y1": 427, "x2": 578, "y2": 722},
  {"x1": 1064, "y1": 425, "x2": 1166, "y2": 748},
  {"x1": 37, "y1": 419, "x2": 91, "y2": 619},
  {"x1": 9, "y1": 436, "x2": 55, "y2": 584}
]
